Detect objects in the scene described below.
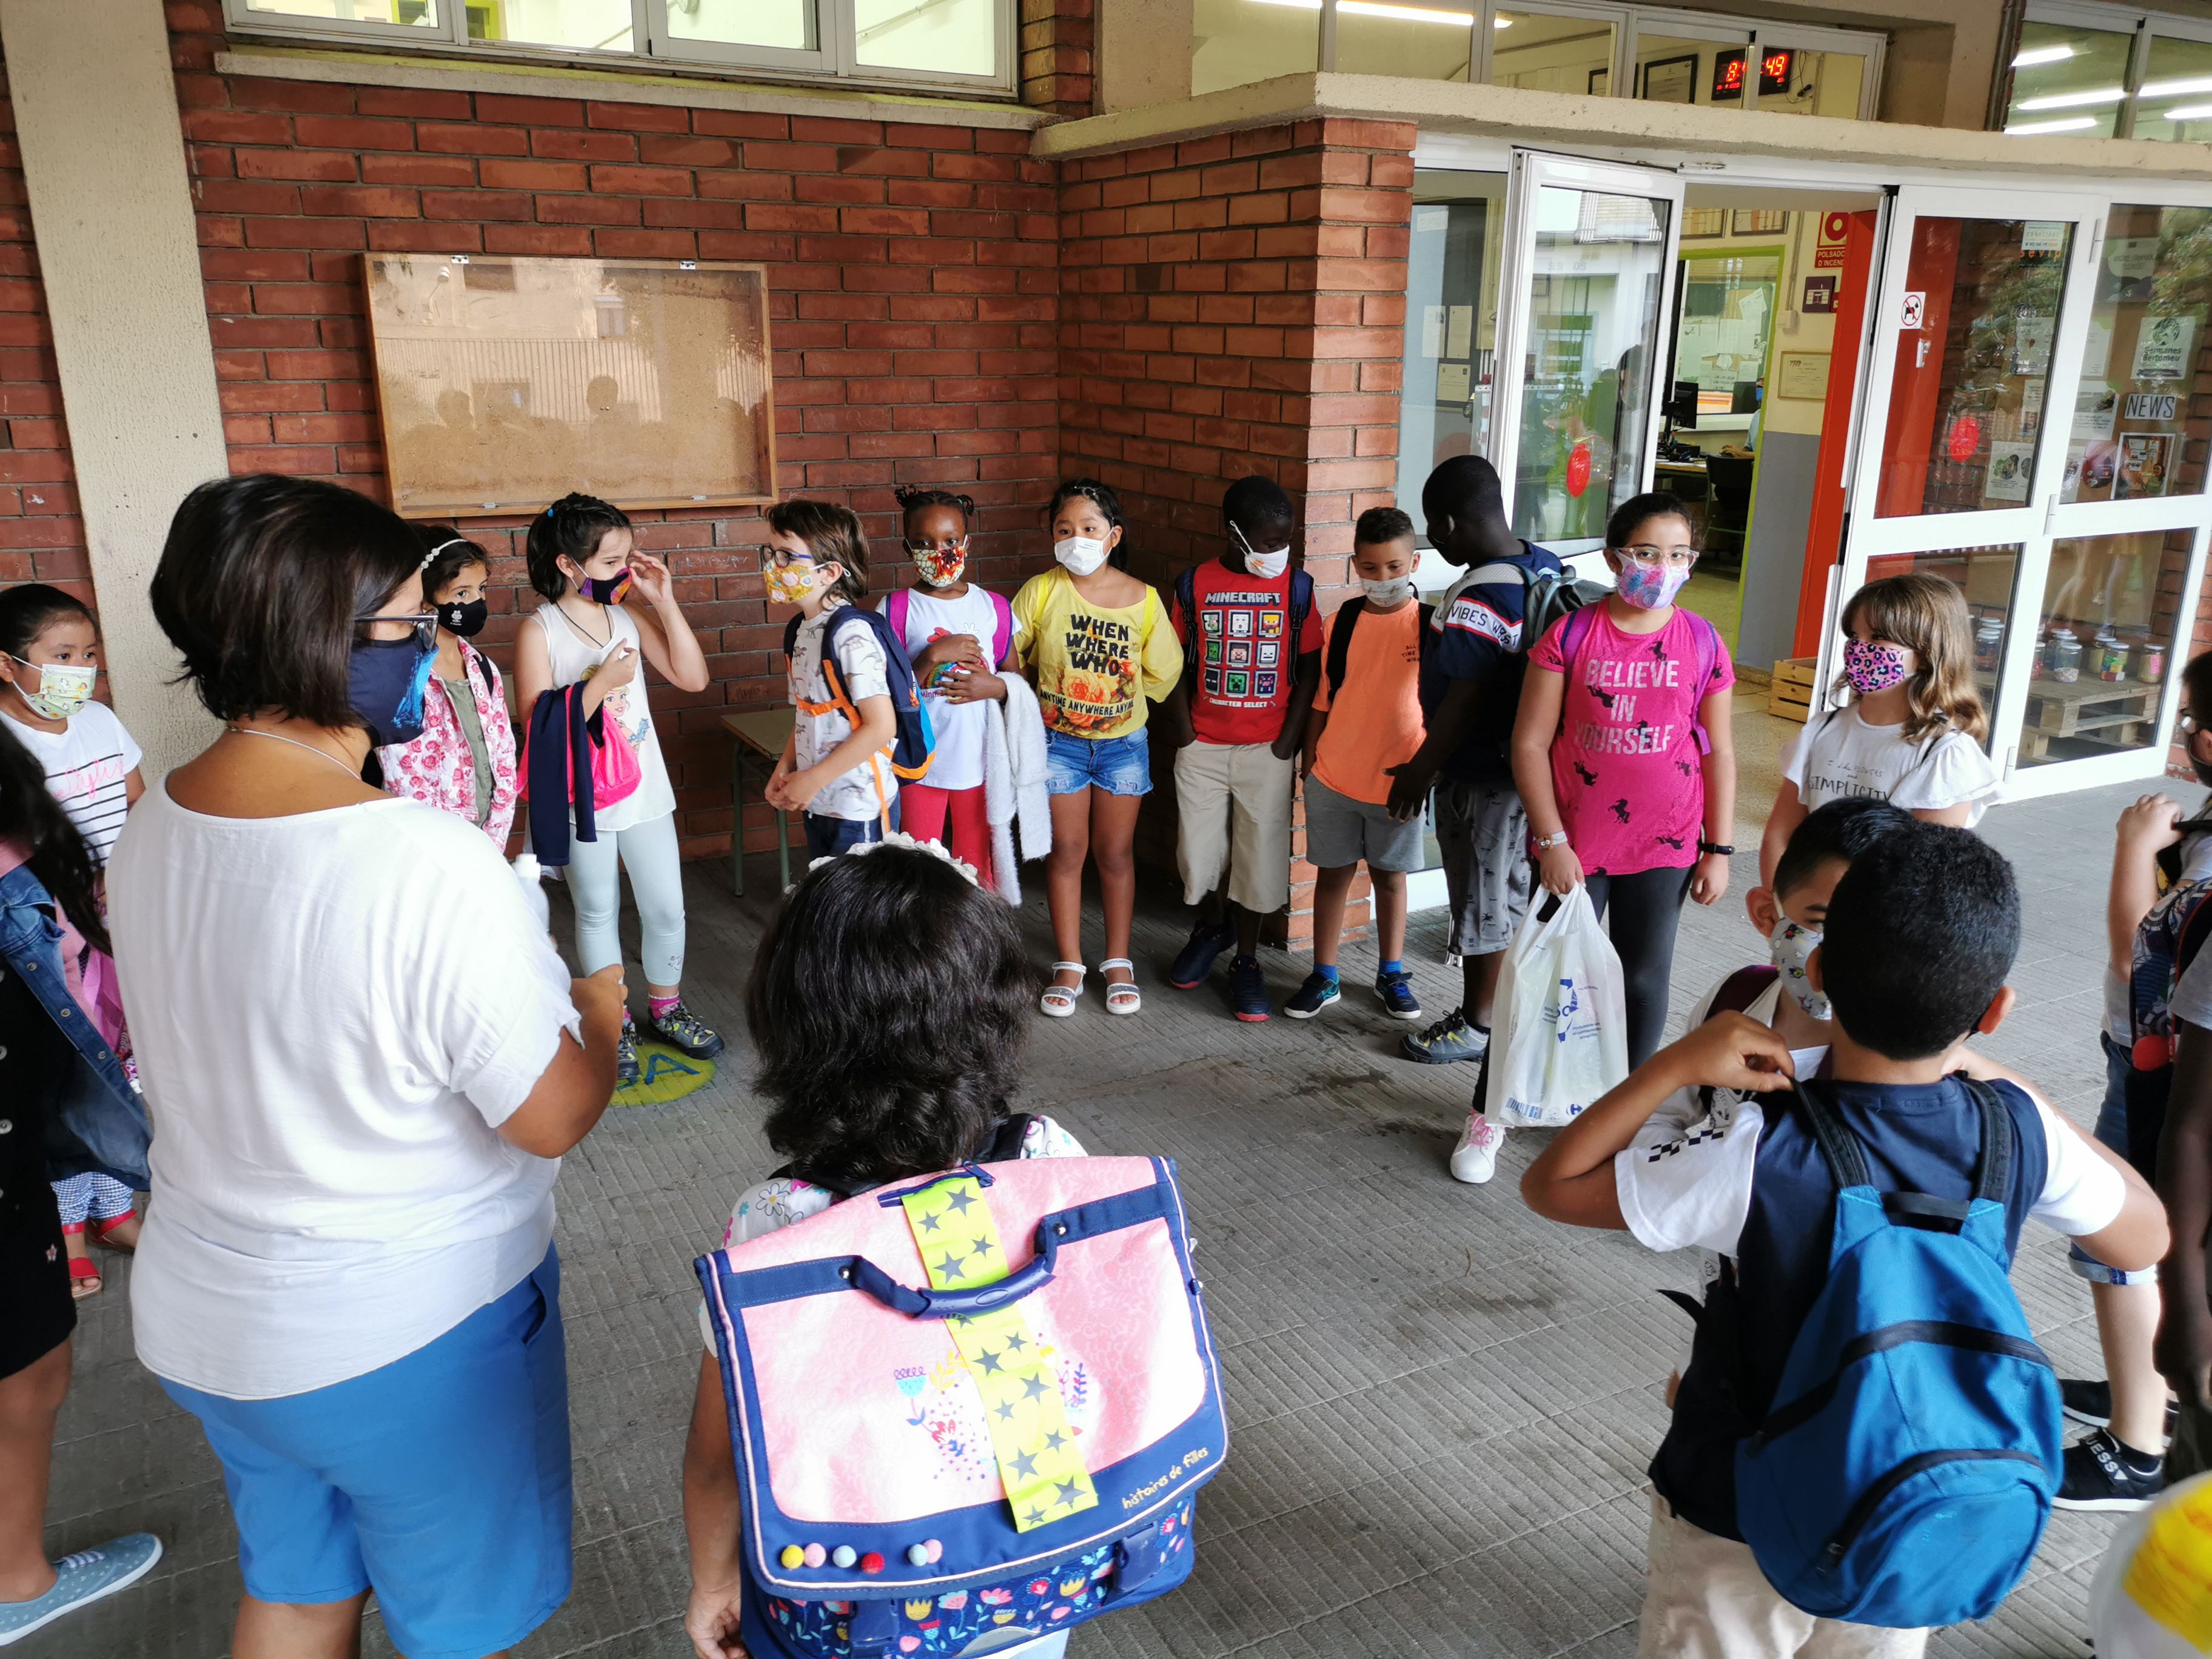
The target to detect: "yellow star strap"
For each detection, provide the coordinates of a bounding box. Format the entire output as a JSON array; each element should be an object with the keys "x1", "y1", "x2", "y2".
[{"x1": 899, "y1": 1175, "x2": 1098, "y2": 1533}]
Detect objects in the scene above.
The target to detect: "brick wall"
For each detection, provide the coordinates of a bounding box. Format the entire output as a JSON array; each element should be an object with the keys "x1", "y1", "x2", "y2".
[
  {"x1": 0, "y1": 60, "x2": 87, "y2": 609},
  {"x1": 1021, "y1": 0, "x2": 1094, "y2": 118},
  {"x1": 168, "y1": 5, "x2": 1059, "y2": 856},
  {"x1": 1057, "y1": 118, "x2": 1415, "y2": 943}
]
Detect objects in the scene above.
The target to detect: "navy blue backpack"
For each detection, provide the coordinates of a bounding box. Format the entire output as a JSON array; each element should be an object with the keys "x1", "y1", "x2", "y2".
[
  {"x1": 1734, "y1": 1079, "x2": 2060, "y2": 1628},
  {"x1": 783, "y1": 606, "x2": 936, "y2": 784}
]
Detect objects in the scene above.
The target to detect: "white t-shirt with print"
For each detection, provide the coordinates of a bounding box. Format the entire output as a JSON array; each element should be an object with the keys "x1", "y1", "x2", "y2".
[
  {"x1": 6, "y1": 701, "x2": 141, "y2": 867},
  {"x1": 699, "y1": 1114, "x2": 1087, "y2": 1352},
  {"x1": 107, "y1": 785, "x2": 581, "y2": 1400},
  {"x1": 2158, "y1": 899, "x2": 2212, "y2": 1034},
  {"x1": 885, "y1": 585, "x2": 999, "y2": 793},
  {"x1": 1783, "y1": 705, "x2": 2001, "y2": 825},
  {"x1": 791, "y1": 599, "x2": 896, "y2": 823}
]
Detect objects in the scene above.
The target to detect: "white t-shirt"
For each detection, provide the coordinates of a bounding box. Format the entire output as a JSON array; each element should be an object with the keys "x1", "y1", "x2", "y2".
[
  {"x1": 107, "y1": 784, "x2": 581, "y2": 1399},
  {"x1": 531, "y1": 602, "x2": 678, "y2": 833},
  {"x1": 1783, "y1": 705, "x2": 2000, "y2": 825},
  {"x1": 2108, "y1": 825, "x2": 2212, "y2": 1041},
  {"x1": 2163, "y1": 911, "x2": 2212, "y2": 1034},
  {"x1": 1614, "y1": 1070, "x2": 2125, "y2": 1264},
  {"x1": 884, "y1": 585, "x2": 999, "y2": 793},
  {"x1": 6, "y1": 702, "x2": 141, "y2": 866},
  {"x1": 791, "y1": 598, "x2": 895, "y2": 823},
  {"x1": 699, "y1": 1114, "x2": 1085, "y2": 1351}
]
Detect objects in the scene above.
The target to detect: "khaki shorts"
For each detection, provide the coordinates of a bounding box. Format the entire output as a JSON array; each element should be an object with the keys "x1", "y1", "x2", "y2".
[
  {"x1": 1174, "y1": 740, "x2": 1294, "y2": 913},
  {"x1": 1638, "y1": 1501, "x2": 1928, "y2": 1659}
]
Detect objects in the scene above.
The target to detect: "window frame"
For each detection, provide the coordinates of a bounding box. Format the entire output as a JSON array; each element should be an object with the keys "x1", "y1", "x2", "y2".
[
  {"x1": 221, "y1": 0, "x2": 1021, "y2": 99},
  {"x1": 2006, "y1": 2, "x2": 2212, "y2": 141}
]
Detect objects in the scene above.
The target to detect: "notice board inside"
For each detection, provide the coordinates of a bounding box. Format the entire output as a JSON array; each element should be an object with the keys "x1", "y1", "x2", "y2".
[{"x1": 365, "y1": 255, "x2": 776, "y2": 518}]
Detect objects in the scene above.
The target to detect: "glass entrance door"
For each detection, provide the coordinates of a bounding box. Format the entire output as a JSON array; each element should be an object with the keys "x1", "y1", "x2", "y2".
[
  {"x1": 1490, "y1": 151, "x2": 1685, "y2": 564},
  {"x1": 1839, "y1": 187, "x2": 2212, "y2": 796}
]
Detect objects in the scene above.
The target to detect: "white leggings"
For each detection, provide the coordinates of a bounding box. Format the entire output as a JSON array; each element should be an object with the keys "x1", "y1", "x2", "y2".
[{"x1": 565, "y1": 811, "x2": 687, "y2": 988}]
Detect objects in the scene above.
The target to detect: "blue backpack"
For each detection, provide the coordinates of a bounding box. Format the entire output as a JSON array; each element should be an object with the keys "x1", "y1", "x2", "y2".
[
  {"x1": 784, "y1": 605, "x2": 936, "y2": 783},
  {"x1": 1734, "y1": 1079, "x2": 2059, "y2": 1629}
]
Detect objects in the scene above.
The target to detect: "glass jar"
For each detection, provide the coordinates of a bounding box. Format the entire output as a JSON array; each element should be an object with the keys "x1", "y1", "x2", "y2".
[
  {"x1": 2096, "y1": 631, "x2": 2130, "y2": 682},
  {"x1": 1973, "y1": 616, "x2": 2003, "y2": 674},
  {"x1": 2135, "y1": 641, "x2": 2167, "y2": 684},
  {"x1": 2046, "y1": 629, "x2": 2082, "y2": 684}
]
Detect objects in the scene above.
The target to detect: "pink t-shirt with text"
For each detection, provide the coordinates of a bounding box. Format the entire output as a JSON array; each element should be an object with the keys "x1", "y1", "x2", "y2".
[{"x1": 1527, "y1": 605, "x2": 1734, "y2": 876}]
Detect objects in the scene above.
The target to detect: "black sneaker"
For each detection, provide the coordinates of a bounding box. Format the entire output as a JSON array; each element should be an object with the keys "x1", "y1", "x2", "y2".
[
  {"x1": 1229, "y1": 956, "x2": 1272, "y2": 1023},
  {"x1": 1284, "y1": 971, "x2": 1341, "y2": 1019},
  {"x1": 1168, "y1": 920, "x2": 1235, "y2": 990},
  {"x1": 2054, "y1": 1427, "x2": 2164, "y2": 1510},
  {"x1": 2059, "y1": 1377, "x2": 2181, "y2": 1436},
  {"x1": 616, "y1": 1011, "x2": 640, "y2": 1087},
  {"x1": 646, "y1": 999, "x2": 726, "y2": 1059},
  {"x1": 1399, "y1": 1007, "x2": 1487, "y2": 1064}
]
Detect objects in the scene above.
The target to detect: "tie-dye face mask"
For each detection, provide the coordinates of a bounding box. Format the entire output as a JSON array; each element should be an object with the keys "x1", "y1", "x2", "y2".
[
  {"x1": 1843, "y1": 638, "x2": 1914, "y2": 696},
  {"x1": 1615, "y1": 558, "x2": 1691, "y2": 611}
]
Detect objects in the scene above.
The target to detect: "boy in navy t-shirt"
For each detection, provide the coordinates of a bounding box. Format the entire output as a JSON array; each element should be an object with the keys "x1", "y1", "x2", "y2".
[{"x1": 1523, "y1": 825, "x2": 2165, "y2": 1657}]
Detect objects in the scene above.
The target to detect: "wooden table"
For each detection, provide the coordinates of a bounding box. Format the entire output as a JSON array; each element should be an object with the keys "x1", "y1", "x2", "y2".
[{"x1": 719, "y1": 707, "x2": 796, "y2": 897}]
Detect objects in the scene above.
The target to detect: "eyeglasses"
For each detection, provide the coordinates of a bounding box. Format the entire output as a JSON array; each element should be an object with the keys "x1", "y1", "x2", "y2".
[
  {"x1": 2185, "y1": 712, "x2": 2201, "y2": 736},
  {"x1": 1618, "y1": 544, "x2": 1698, "y2": 569},
  {"x1": 357, "y1": 611, "x2": 437, "y2": 650},
  {"x1": 759, "y1": 545, "x2": 816, "y2": 571},
  {"x1": 905, "y1": 537, "x2": 969, "y2": 556}
]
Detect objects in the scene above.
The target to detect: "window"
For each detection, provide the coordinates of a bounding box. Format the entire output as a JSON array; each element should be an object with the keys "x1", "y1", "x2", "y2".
[
  {"x1": 2002, "y1": 4, "x2": 2212, "y2": 141},
  {"x1": 1193, "y1": 0, "x2": 1882, "y2": 118},
  {"x1": 224, "y1": 0, "x2": 1016, "y2": 95}
]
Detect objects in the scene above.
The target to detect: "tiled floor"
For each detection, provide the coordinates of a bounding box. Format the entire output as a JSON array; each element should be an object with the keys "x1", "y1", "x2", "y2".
[{"x1": 32, "y1": 689, "x2": 2164, "y2": 1657}]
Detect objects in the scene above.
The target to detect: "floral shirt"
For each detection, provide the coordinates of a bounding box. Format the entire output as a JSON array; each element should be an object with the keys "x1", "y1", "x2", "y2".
[{"x1": 378, "y1": 638, "x2": 520, "y2": 847}]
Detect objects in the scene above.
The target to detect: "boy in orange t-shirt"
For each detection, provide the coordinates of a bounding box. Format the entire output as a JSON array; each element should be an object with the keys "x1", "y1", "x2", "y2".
[{"x1": 1290, "y1": 506, "x2": 1430, "y2": 1021}]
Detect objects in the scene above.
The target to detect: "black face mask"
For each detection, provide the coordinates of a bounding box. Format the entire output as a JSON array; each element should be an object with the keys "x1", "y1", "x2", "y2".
[{"x1": 440, "y1": 598, "x2": 489, "y2": 638}]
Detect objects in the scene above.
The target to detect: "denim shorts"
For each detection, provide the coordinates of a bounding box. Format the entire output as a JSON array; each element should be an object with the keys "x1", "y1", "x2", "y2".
[
  {"x1": 2070, "y1": 1034, "x2": 2157, "y2": 1286},
  {"x1": 163, "y1": 1248, "x2": 573, "y2": 1658},
  {"x1": 1044, "y1": 727, "x2": 1152, "y2": 797}
]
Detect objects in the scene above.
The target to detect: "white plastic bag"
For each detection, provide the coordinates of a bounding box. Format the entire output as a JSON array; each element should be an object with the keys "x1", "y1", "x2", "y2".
[{"x1": 1484, "y1": 884, "x2": 1629, "y2": 1128}]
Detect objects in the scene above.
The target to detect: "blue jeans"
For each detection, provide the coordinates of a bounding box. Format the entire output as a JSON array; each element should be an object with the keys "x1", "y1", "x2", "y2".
[
  {"x1": 1044, "y1": 728, "x2": 1151, "y2": 797},
  {"x1": 164, "y1": 1248, "x2": 574, "y2": 1659},
  {"x1": 804, "y1": 804, "x2": 896, "y2": 861},
  {"x1": 2070, "y1": 1034, "x2": 2157, "y2": 1285}
]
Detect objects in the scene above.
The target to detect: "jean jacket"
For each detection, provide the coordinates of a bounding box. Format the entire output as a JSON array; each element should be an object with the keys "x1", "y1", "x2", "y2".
[{"x1": 0, "y1": 861, "x2": 150, "y2": 1188}]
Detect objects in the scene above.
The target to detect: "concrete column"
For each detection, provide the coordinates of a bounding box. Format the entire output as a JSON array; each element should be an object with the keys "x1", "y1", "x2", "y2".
[
  {"x1": 0, "y1": 0, "x2": 224, "y2": 776},
  {"x1": 1097, "y1": 0, "x2": 1192, "y2": 113}
]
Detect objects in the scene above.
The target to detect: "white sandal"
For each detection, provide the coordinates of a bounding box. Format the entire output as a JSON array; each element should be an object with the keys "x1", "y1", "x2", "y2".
[
  {"x1": 1100, "y1": 957, "x2": 1141, "y2": 1016},
  {"x1": 1040, "y1": 962, "x2": 1085, "y2": 1018}
]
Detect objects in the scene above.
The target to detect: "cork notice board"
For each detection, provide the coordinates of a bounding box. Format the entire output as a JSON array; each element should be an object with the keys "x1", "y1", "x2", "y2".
[{"x1": 365, "y1": 255, "x2": 776, "y2": 517}]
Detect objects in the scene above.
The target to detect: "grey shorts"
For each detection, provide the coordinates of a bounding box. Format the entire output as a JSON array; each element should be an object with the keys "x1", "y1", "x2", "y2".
[
  {"x1": 1304, "y1": 774, "x2": 1427, "y2": 873},
  {"x1": 1434, "y1": 780, "x2": 1533, "y2": 957}
]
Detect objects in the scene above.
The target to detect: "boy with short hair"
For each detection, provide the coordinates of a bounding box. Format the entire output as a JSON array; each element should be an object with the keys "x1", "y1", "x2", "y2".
[
  {"x1": 1163, "y1": 477, "x2": 1323, "y2": 1023},
  {"x1": 1287, "y1": 506, "x2": 1429, "y2": 1022},
  {"x1": 1526, "y1": 824, "x2": 2167, "y2": 1657},
  {"x1": 1387, "y1": 456, "x2": 1561, "y2": 1078}
]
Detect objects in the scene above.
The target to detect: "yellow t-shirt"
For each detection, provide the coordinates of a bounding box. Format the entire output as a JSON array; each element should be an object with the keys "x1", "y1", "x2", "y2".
[{"x1": 1011, "y1": 570, "x2": 1184, "y2": 741}]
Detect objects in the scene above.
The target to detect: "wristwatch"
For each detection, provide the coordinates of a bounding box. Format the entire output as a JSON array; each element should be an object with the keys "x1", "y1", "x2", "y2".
[
  {"x1": 1535, "y1": 829, "x2": 1570, "y2": 851},
  {"x1": 1698, "y1": 839, "x2": 1735, "y2": 857}
]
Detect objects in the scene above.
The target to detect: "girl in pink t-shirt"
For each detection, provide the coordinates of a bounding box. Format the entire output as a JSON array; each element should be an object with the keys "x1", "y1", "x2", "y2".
[{"x1": 1512, "y1": 492, "x2": 1737, "y2": 1068}]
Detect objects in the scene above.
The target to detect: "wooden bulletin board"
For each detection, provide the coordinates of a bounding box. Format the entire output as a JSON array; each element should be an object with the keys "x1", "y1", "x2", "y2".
[{"x1": 364, "y1": 255, "x2": 776, "y2": 518}]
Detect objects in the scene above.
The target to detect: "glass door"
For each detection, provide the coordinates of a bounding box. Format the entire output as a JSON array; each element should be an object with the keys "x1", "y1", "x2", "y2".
[
  {"x1": 1490, "y1": 150, "x2": 1685, "y2": 566},
  {"x1": 1836, "y1": 183, "x2": 2113, "y2": 791}
]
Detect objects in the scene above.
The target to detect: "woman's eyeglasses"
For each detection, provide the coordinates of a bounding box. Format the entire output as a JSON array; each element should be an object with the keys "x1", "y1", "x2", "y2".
[
  {"x1": 2185, "y1": 712, "x2": 2201, "y2": 736},
  {"x1": 1617, "y1": 544, "x2": 1698, "y2": 570},
  {"x1": 357, "y1": 612, "x2": 438, "y2": 650}
]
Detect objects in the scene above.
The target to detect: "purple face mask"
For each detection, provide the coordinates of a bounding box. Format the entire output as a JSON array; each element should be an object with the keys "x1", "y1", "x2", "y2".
[
  {"x1": 1844, "y1": 638, "x2": 1914, "y2": 695},
  {"x1": 1615, "y1": 558, "x2": 1691, "y2": 611}
]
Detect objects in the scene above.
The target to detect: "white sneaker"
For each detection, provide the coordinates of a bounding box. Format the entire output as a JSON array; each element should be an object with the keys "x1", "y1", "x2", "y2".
[{"x1": 1449, "y1": 1110, "x2": 1506, "y2": 1185}]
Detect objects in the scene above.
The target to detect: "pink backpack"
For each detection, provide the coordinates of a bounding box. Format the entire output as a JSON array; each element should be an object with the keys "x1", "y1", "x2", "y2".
[
  {"x1": 884, "y1": 585, "x2": 1014, "y2": 675},
  {"x1": 694, "y1": 1154, "x2": 1224, "y2": 1658}
]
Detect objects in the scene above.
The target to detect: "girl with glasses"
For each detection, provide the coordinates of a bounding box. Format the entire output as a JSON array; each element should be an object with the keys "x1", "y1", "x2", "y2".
[{"x1": 1512, "y1": 491, "x2": 1738, "y2": 1073}]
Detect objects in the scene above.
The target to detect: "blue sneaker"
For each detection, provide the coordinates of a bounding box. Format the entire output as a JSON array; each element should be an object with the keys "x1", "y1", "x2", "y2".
[
  {"x1": 1168, "y1": 920, "x2": 1235, "y2": 989},
  {"x1": 0, "y1": 1533, "x2": 163, "y2": 1647},
  {"x1": 1284, "y1": 971, "x2": 1341, "y2": 1019},
  {"x1": 1399, "y1": 1007, "x2": 1487, "y2": 1064},
  {"x1": 1375, "y1": 970, "x2": 1423, "y2": 1022},
  {"x1": 1229, "y1": 956, "x2": 1272, "y2": 1022}
]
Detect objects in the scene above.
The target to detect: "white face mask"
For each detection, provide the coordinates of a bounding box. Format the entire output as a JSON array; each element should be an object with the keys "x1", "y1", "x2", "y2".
[
  {"x1": 1769, "y1": 916, "x2": 1829, "y2": 1022},
  {"x1": 1359, "y1": 575, "x2": 1416, "y2": 607},
  {"x1": 1233, "y1": 524, "x2": 1290, "y2": 581},
  {"x1": 10, "y1": 655, "x2": 94, "y2": 720},
  {"x1": 1054, "y1": 535, "x2": 1109, "y2": 577}
]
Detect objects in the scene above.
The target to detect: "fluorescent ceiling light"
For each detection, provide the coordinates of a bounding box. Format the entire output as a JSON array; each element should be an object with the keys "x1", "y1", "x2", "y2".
[
  {"x1": 1248, "y1": 0, "x2": 1478, "y2": 20},
  {"x1": 2162, "y1": 101, "x2": 2212, "y2": 119},
  {"x1": 2011, "y1": 42, "x2": 2075, "y2": 68},
  {"x1": 2014, "y1": 84, "x2": 2128, "y2": 109},
  {"x1": 2140, "y1": 74, "x2": 2212, "y2": 98},
  {"x1": 2005, "y1": 114, "x2": 2099, "y2": 133}
]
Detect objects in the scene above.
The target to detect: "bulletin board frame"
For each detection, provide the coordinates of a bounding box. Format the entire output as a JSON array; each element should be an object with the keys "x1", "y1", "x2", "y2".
[{"x1": 364, "y1": 253, "x2": 778, "y2": 519}]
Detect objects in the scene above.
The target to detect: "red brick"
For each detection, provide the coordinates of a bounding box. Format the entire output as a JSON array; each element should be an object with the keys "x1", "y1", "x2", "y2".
[
  {"x1": 692, "y1": 110, "x2": 790, "y2": 140},
  {"x1": 537, "y1": 193, "x2": 640, "y2": 227},
  {"x1": 417, "y1": 122, "x2": 531, "y2": 157},
  {"x1": 586, "y1": 100, "x2": 691, "y2": 133},
  {"x1": 223, "y1": 75, "x2": 354, "y2": 115},
  {"x1": 363, "y1": 154, "x2": 480, "y2": 188},
  {"x1": 292, "y1": 115, "x2": 416, "y2": 153},
  {"x1": 588, "y1": 164, "x2": 695, "y2": 196},
  {"x1": 484, "y1": 222, "x2": 598, "y2": 258},
  {"x1": 640, "y1": 135, "x2": 740, "y2": 167},
  {"x1": 356, "y1": 87, "x2": 474, "y2": 120},
  {"x1": 479, "y1": 158, "x2": 588, "y2": 192},
  {"x1": 420, "y1": 190, "x2": 533, "y2": 223},
  {"x1": 236, "y1": 149, "x2": 357, "y2": 183},
  {"x1": 478, "y1": 93, "x2": 583, "y2": 127},
  {"x1": 299, "y1": 184, "x2": 420, "y2": 219},
  {"x1": 182, "y1": 110, "x2": 293, "y2": 146}
]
